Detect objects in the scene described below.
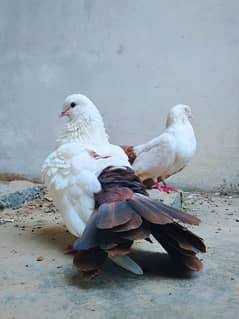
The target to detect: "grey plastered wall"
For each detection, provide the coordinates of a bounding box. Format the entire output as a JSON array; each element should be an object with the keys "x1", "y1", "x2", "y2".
[{"x1": 0, "y1": 0, "x2": 238, "y2": 191}]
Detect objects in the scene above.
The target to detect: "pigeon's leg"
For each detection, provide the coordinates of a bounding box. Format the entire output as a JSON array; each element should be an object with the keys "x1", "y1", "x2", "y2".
[
  {"x1": 143, "y1": 178, "x2": 155, "y2": 189},
  {"x1": 64, "y1": 244, "x2": 77, "y2": 255},
  {"x1": 152, "y1": 178, "x2": 178, "y2": 193}
]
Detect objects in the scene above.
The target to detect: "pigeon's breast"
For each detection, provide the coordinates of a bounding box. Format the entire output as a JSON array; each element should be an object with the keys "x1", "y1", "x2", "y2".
[{"x1": 169, "y1": 125, "x2": 196, "y2": 175}]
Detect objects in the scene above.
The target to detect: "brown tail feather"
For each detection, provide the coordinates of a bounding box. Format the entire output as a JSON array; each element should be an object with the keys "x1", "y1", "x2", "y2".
[
  {"x1": 151, "y1": 224, "x2": 205, "y2": 271},
  {"x1": 95, "y1": 187, "x2": 134, "y2": 205},
  {"x1": 73, "y1": 248, "x2": 107, "y2": 272},
  {"x1": 134, "y1": 193, "x2": 201, "y2": 225},
  {"x1": 73, "y1": 212, "x2": 98, "y2": 250},
  {"x1": 120, "y1": 224, "x2": 151, "y2": 241},
  {"x1": 160, "y1": 223, "x2": 206, "y2": 253},
  {"x1": 107, "y1": 241, "x2": 133, "y2": 256},
  {"x1": 73, "y1": 248, "x2": 108, "y2": 279},
  {"x1": 112, "y1": 214, "x2": 142, "y2": 232},
  {"x1": 128, "y1": 195, "x2": 174, "y2": 225},
  {"x1": 73, "y1": 167, "x2": 206, "y2": 276},
  {"x1": 181, "y1": 255, "x2": 204, "y2": 271},
  {"x1": 96, "y1": 201, "x2": 136, "y2": 229}
]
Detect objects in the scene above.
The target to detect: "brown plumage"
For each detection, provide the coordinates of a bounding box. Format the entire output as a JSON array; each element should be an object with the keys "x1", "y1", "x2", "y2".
[
  {"x1": 120, "y1": 145, "x2": 136, "y2": 164},
  {"x1": 120, "y1": 145, "x2": 156, "y2": 189},
  {"x1": 73, "y1": 167, "x2": 206, "y2": 278}
]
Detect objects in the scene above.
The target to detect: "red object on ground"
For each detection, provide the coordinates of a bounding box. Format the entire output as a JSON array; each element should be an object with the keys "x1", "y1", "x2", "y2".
[{"x1": 36, "y1": 256, "x2": 44, "y2": 261}]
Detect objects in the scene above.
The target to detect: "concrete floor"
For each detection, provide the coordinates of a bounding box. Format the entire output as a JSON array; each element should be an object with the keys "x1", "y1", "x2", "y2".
[{"x1": 0, "y1": 191, "x2": 238, "y2": 319}]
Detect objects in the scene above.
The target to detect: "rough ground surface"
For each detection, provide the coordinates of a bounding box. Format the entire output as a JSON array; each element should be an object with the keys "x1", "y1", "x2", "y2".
[
  {"x1": 0, "y1": 180, "x2": 43, "y2": 209},
  {"x1": 0, "y1": 181, "x2": 181, "y2": 210},
  {"x1": 0, "y1": 190, "x2": 238, "y2": 319}
]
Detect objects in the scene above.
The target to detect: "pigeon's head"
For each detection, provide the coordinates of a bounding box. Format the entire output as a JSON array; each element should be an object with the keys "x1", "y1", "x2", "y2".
[
  {"x1": 60, "y1": 94, "x2": 102, "y2": 124},
  {"x1": 167, "y1": 104, "x2": 192, "y2": 126}
]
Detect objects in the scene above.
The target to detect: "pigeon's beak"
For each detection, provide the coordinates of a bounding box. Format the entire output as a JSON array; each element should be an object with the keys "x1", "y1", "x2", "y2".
[
  {"x1": 59, "y1": 111, "x2": 66, "y2": 118},
  {"x1": 60, "y1": 106, "x2": 71, "y2": 118},
  {"x1": 188, "y1": 112, "x2": 193, "y2": 119}
]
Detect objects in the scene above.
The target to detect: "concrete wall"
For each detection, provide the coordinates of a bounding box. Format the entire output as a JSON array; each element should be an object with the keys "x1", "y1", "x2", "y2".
[{"x1": 0, "y1": 0, "x2": 238, "y2": 191}]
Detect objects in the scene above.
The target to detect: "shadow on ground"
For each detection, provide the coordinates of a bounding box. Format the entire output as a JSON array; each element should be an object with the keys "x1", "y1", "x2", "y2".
[
  {"x1": 30, "y1": 225, "x2": 194, "y2": 289},
  {"x1": 29, "y1": 224, "x2": 75, "y2": 252}
]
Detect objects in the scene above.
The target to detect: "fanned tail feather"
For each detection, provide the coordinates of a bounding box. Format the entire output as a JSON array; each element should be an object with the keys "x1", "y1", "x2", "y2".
[
  {"x1": 73, "y1": 167, "x2": 206, "y2": 276},
  {"x1": 151, "y1": 224, "x2": 206, "y2": 271}
]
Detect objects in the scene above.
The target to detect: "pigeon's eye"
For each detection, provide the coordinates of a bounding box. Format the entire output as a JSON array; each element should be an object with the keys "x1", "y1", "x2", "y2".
[{"x1": 70, "y1": 102, "x2": 76, "y2": 108}]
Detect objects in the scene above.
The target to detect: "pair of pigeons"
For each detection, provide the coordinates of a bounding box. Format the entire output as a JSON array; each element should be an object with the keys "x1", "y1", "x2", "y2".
[{"x1": 42, "y1": 94, "x2": 205, "y2": 278}]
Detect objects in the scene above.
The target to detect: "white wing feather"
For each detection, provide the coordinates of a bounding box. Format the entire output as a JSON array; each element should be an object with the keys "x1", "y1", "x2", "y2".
[
  {"x1": 133, "y1": 132, "x2": 176, "y2": 180},
  {"x1": 42, "y1": 142, "x2": 102, "y2": 236}
]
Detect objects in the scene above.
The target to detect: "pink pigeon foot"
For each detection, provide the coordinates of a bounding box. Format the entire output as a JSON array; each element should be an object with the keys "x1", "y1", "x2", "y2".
[
  {"x1": 64, "y1": 244, "x2": 77, "y2": 255},
  {"x1": 152, "y1": 183, "x2": 178, "y2": 193}
]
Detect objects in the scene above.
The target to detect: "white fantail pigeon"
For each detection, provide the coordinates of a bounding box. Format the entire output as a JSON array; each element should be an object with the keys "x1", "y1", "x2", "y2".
[
  {"x1": 43, "y1": 94, "x2": 205, "y2": 278},
  {"x1": 42, "y1": 94, "x2": 144, "y2": 274},
  {"x1": 121, "y1": 104, "x2": 197, "y2": 192}
]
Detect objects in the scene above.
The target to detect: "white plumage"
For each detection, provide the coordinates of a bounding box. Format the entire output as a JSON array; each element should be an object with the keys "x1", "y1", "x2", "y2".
[
  {"x1": 42, "y1": 94, "x2": 142, "y2": 274},
  {"x1": 132, "y1": 104, "x2": 197, "y2": 189},
  {"x1": 43, "y1": 94, "x2": 129, "y2": 235}
]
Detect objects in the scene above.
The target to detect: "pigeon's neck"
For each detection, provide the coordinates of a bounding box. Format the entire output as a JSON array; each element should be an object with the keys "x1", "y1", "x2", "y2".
[
  {"x1": 56, "y1": 118, "x2": 109, "y2": 147},
  {"x1": 166, "y1": 116, "x2": 189, "y2": 128},
  {"x1": 166, "y1": 119, "x2": 194, "y2": 139}
]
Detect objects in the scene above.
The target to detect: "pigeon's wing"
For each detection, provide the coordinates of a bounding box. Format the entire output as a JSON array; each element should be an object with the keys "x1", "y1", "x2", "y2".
[
  {"x1": 42, "y1": 144, "x2": 102, "y2": 237},
  {"x1": 42, "y1": 142, "x2": 129, "y2": 238},
  {"x1": 132, "y1": 132, "x2": 177, "y2": 180}
]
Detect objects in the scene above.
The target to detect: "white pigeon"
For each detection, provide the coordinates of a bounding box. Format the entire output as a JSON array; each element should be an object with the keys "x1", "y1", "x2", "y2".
[
  {"x1": 121, "y1": 104, "x2": 196, "y2": 192},
  {"x1": 43, "y1": 94, "x2": 205, "y2": 278},
  {"x1": 42, "y1": 94, "x2": 143, "y2": 274}
]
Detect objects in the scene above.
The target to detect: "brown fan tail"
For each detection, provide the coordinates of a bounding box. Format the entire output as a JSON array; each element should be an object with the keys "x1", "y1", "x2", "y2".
[
  {"x1": 73, "y1": 167, "x2": 206, "y2": 276},
  {"x1": 151, "y1": 223, "x2": 206, "y2": 271}
]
